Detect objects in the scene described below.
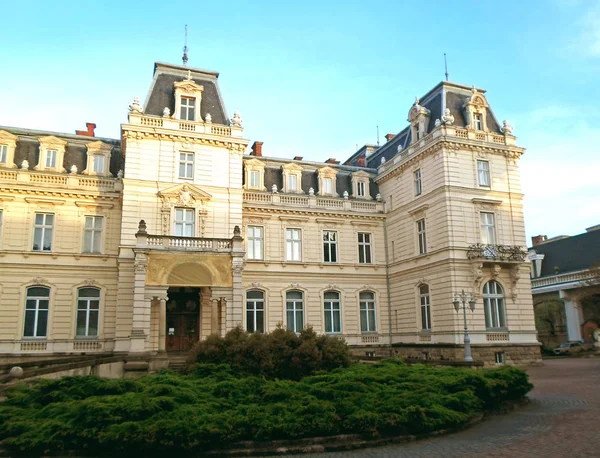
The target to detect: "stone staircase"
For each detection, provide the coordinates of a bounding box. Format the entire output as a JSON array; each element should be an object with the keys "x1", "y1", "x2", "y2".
[{"x1": 167, "y1": 353, "x2": 192, "y2": 372}]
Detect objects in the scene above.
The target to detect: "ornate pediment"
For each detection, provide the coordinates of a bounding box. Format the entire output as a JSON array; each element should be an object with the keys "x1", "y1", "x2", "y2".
[
  {"x1": 245, "y1": 158, "x2": 266, "y2": 168},
  {"x1": 317, "y1": 166, "x2": 338, "y2": 178},
  {"x1": 463, "y1": 87, "x2": 489, "y2": 109},
  {"x1": 0, "y1": 130, "x2": 18, "y2": 142},
  {"x1": 174, "y1": 79, "x2": 204, "y2": 95},
  {"x1": 158, "y1": 183, "x2": 212, "y2": 207},
  {"x1": 39, "y1": 135, "x2": 67, "y2": 149},
  {"x1": 352, "y1": 170, "x2": 371, "y2": 179},
  {"x1": 86, "y1": 140, "x2": 113, "y2": 154},
  {"x1": 281, "y1": 162, "x2": 303, "y2": 172}
]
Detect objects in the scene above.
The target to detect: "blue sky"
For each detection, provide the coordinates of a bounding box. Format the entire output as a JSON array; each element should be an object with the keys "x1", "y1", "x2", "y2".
[{"x1": 1, "y1": 0, "x2": 599, "y2": 242}]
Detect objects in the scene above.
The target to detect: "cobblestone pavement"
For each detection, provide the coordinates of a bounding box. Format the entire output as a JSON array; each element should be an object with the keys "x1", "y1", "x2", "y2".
[{"x1": 302, "y1": 358, "x2": 600, "y2": 458}]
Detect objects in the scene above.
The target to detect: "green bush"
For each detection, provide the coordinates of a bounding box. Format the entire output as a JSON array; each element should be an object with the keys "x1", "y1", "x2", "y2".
[
  {"x1": 0, "y1": 361, "x2": 532, "y2": 456},
  {"x1": 193, "y1": 325, "x2": 351, "y2": 380}
]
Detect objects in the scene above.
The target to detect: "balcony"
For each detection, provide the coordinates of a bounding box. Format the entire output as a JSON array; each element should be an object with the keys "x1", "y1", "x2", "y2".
[
  {"x1": 467, "y1": 244, "x2": 528, "y2": 262},
  {"x1": 243, "y1": 191, "x2": 384, "y2": 213},
  {"x1": 0, "y1": 169, "x2": 122, "y2": 193},
  {"x1": 145, "y1": 235, "x2": 232, "y2": 252},
  {"x1": 126, "y1": 112, "x2": 244, "y2": 138}
]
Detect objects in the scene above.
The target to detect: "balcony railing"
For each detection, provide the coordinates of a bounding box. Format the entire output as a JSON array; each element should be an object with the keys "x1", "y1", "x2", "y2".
[
  {"x1": 127, "y1": 112, "x2": 244, "y2": 138},
  {"x1": 145, "y1": 235, "x2": 233, "y2": 252},
  {"x1": 0, "y1": 169, "x2": 122, "y2": 192},
  {"x1": 467, "y1": 244, "x2": 528, "y2": 262},
  {"x1": 243, "y1": 191, "x2": 384, "y2": 213}
]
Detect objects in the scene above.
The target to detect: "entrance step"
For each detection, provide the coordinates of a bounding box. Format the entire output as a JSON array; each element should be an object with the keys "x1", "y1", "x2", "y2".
[{"x1": 167, "y1": 354, "x2": 192, "y2": 373}]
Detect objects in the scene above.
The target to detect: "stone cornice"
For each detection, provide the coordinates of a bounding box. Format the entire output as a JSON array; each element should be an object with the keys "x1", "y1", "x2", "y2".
[
  {"x1": 243, "y1": 205, "x2": 385, "y2": 221},
  {"x1": 0, "y1": 186, "x2": 120, "y2": 201},
  {"x1": 121, "y1": 126, "x2": 248, "y2": 152}
]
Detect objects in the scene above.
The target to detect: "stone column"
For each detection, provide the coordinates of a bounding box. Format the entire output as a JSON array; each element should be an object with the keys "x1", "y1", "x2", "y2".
[
  {"x1": 130, "y1": 221, "x2": 150, "y2": 353},
  {"x1": 560, "y1": 290, "x2": 583, "y2": 342},
  {"x1": 229, "y1": 225, "x2": 245, "y2": 331},
  {"x1": 158, "y1": 297, "x2": 167, "y2": 352}
]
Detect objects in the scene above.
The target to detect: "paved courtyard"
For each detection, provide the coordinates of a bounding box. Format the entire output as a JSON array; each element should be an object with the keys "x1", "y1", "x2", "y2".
[{"x1": 304, "y1": 358, "x2": 600, "y2": 458}]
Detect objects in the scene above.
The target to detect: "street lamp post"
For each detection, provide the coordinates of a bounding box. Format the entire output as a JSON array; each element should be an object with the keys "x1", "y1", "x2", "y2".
[{"x1": 453, "y1": 290, "x2": 476, "y2": 362}]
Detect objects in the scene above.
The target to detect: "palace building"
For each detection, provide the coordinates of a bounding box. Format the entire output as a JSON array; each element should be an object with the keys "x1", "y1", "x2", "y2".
[{"x1": 0, "y1": 61, "x2": 541, "y2": 370}]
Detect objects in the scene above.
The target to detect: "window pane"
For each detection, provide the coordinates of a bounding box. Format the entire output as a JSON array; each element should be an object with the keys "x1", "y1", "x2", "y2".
[
  {"x1": 247, "y1": 290, "x2": 263, "y2": 300},
  {"x1": 286, "y1": 310, "x2": 295, "y2": 331},
  {"x1": 43, "y1": 227, "x2": 52, "y2": 251},
  {"x1": 324, "y1": 291, "x2": 339, "y2": 300},
  {"x1": 79, "y1": 288, "x2": 100, "y2": 298},
  {"x1": 28, "y1": 287, "x2": 50, "y2": 297},
  {"x1": 23, "y1": 310, "x2": 36, "y2": 337},
  {"x1": 360, "y1": 291, "x2": 374, "y2": 301},
  {"x1": 35, "y1": 213, "x2": 44, "y2": 225},
  {"x1": 76, "y1": 310, "x2": 87, "y2": 336},
  {"x1": 36, "y1": 310, "x2": 48, "y2": 337},
  {"x1": 45, "y1": 214, "x2": 54, "y2": 225},
  {"x1": 296, "y1": 310, "x2": 303, "y2": 332},
  {"x1": 325, "y1": 310, "x2": 333, "y2": 333},
  {"x1": 83, "y1": 231, "x2": 93, "y2": 252},
  {"x1": 368, "y1": 310, "x2": 376, "y2": 331},
  {"x1": 93, "y1": 232, "x2": 102, "y2": 252},
  {"x1": 360, "y1": 310, "x2": 368, "y2": 332},
  {"x1": 88, "y1": 311, "x2": 99, "y2": 336},
  {"x1": 287, "y1": 290, "x2": 303, "y2": 300},
  {"x1": 333, "y1": 310, "x2": 341, "y2": 332}
]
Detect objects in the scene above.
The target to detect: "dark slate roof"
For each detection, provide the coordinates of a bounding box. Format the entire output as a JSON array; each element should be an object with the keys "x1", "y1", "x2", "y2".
[
  {"x1": 531, "y1": 229, "x2": 600, "y2": 277},
  {"x1": 364, "y1": 81, "x2": 503, "y2": 168},
  {"x1": 0, "y1": 126, "x2": 124, "y2": 176},
  {"x1": 144, "y1": 62, "x2": 227, "y2": 125}
]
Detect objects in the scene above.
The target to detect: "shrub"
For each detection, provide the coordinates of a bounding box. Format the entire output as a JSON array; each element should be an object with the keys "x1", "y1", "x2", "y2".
[{"x1": 193, "y1": 325, "x2": 351, "y2": 380}]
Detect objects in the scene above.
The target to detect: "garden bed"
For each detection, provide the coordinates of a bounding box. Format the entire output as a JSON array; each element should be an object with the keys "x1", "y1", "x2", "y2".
[{"x1": 0, "y1": 360, "x2": 532, "y2": 457}]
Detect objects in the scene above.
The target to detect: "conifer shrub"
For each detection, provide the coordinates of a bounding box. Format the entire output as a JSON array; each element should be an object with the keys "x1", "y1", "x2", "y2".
[
  {"x1": 0, "y1": 361, "x2": 532, "y2": 456},
  {"x1": 193, "y1": 325, "x2": 351, "y2": 380}
]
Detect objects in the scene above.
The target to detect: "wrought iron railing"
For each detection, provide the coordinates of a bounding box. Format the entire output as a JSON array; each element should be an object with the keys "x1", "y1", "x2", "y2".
[{"x1": 467, "y1": 244, "x2": 528, "y2": 262}]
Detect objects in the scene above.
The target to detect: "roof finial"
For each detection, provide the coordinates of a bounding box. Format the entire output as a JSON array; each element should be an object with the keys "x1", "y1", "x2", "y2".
[
  {"x1": 182, "y1": 24, "x2": 189, "y2": 66},
  {"x1": 444, "y1": 53, "x2": 449, "y2": 81}
]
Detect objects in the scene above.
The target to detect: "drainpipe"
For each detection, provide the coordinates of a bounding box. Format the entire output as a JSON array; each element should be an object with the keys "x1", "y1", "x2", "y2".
[{"x1": 383, "y1": 216, "x2": 393, "y2": 356}]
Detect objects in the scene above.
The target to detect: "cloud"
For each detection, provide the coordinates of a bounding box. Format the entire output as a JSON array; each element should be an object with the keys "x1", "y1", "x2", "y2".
[{"x1": 563, "y1": 1, "x2": 600, "y2": 58}]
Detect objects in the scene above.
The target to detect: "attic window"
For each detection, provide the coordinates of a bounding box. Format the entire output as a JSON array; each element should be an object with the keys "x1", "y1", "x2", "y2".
[
  {"x1": 474, "y1": 113, "x2": 483, "y2": 131},
  {"x1": 0, "y1": 144, "x2": 7, "y2": 164},
  {"x1": 281, "y1": 162, "x2": 304, "y2": 194},
  {"x1": 45, "y1": 150, "x2": 57, "y2": 168},
  {"x1": 93, "y1": 155, "x2": 105, "y2": 174},
  {"x1": 351, "y1": 170, "x2": 372, "y2": 200},
  {"x1": 35, "y1": 136, "x2": 67, "y2": 173},
  {"x1": 83, "y1": 141, "x2": 112, "y2": 176},
  {"x1": 317, "y1": 166, "x2": 338, "y2": 197},
  {"x1": 180, "y1": 97, "x2": 196, "y2": 121},
  {"x1": 243, "y1": 158, "x2": 266, "y2": 191}
]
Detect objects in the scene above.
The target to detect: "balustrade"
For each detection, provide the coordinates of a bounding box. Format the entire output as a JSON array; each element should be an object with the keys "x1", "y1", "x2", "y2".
[{"x1": 467, "y1": 244, "x2": 527, "y2": 262}]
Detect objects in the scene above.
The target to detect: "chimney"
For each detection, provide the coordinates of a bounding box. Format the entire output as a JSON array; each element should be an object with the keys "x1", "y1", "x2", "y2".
[
  {"x1": 385, "y1": 133, "x2": 395, "y2": 142},
  {"x1": 357, "y1": 156, "x2": 366, "y2": 167},
  {"x1": 293, "y1": 156, "x2": 303, "y2": 161},
  {"x1": 531, "y1": 235, "x2": 547, "y2": 246},
  {"x1": 325, "y1": 158, "x2": 340, "y2": 164},
  {"x1": 250, "y1": 141, "x2": 263, "y2": 156},
  {"x1": 76, "y1": 122, "x2": 96, "y2": 137}
]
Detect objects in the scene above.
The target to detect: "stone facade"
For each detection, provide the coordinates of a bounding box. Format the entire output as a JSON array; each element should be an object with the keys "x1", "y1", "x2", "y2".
[{"x1": 0, "y1": 61, "x2": 541, "y2": 368}]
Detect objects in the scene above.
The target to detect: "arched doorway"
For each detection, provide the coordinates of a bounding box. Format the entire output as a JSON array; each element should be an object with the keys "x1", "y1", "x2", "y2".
[{"x1": 165, "y1": 287, "x2": 201, "y2": 352}]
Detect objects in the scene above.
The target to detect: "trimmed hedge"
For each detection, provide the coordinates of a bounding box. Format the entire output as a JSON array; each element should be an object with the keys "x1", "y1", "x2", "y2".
[
  {"x1": 193, "y1": 326, "x2": 352, "y2": 380},
  {"x1": 0, "y1": 361, "x2": 532, "y2": 456}
]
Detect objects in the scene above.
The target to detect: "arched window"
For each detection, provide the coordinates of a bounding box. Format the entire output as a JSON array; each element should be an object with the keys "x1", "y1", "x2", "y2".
[
  {"x1": 483, "y1": 281, "x2": 506, "y2": 329},
  {"x1": 286, "y1": 290, "x2": 304, "y2": 333},
  {"x1": 24, "y1": 286, "x2": 50, "y2": 337},
  {"x1": 324, "y1": 291, "x2": 341, "y2": 333},
  {"x1": 77, "y1": 288, "x2": 100, "y2": 337},
  {"x1": 419, "y1": 284, "x2": 431, "y2": 330},
  {"x1": 359, "y1": 291, "x2": 376, "y2": 333},
  {"x1": 246, "y1": 290, "x2": 265, "y2": 333}
]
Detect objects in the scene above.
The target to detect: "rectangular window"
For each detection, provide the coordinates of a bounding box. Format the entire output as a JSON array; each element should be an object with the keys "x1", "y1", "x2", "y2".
[
  {"x1": 323, "y1": 177, "x2": 333, "y2": 194},
  {"x1": 92, "y1": 155, "x2": 105, "y2": 174},
  {"x1": 324, "y1": 291, "x2": 341, "y2": 333},
  {"x1": 0, "y1": 144, "x2": 7, "y2": 163},
  {"x1": 417, "y1": 219, "x2": 427, "y2": 254},
  {"x1": 46, "y1": 150, "x2": 57, "y2": 168},
  {"x1": 246, "y1": 290, "x2": 265, "y2": 333},
  {"x1": 287, "y1": 174, "x2": 297, "y2": 192},
  {"x1": 180, "y1": 97, "x2": 196, "y2": 121},
  {"x1": 359, "y1": 291, "x2": 377, "y2": 332},
  {"x1": 286, "y1": 228, "x2": 302, "y2": 261},
  {"x1": 358, "y1": 232, "x2": 372, "y2": 264},
  {"x1": 247, "y1": 226, "x2": 263, "y2": 260},
  {"x1": 323, "y1": 231, "x2": 338, "y2": 263},
  {"x1": 179, "y1": 152, "x2": 194, "y2": 179},
  {"x1": 477, "y1": 160, "x2": 490, "y2": 187},
  {"x1": 415, "y1": 123, "x2": 420, "y2": 140},
  {"x1": 474, "y1": 113, "x2": 483, "y2": 131},
  {"x1": 33, "y1": 213, "x2": 54, "y2": 251},
  {"x1": 76, "y1": 288, "x2": 100, "y2": 337},
  {"x1": 174, "y1": 208, "x2": 194, "y2": 237},
  {"x1": 495, "y1": 352, "x2": 505, "y2": 365},
  {"x1": 420, "y1": 286, "x2": 431, "y2": 330},
  {"x1": 480, "y1": 212, "x2": 497, "y2": 245},
  {"x1": 83, "y1": 216, "x2": 103, "y2": 254},
  {"x1": 286, "y1": 291, "x2": 304, "y2": 333},
  {"x1": 249, "y1": 170, "x2": 259, "y2": 188},
  {"x1": 357, "y1": 181, "x2": 366, "y2": 197},
  {"x1": 414, "y1": 169, "x2": 422, "y2": 196},
  {"x1": 24, "y1": 287, "x2": 50, "y2": 338}
]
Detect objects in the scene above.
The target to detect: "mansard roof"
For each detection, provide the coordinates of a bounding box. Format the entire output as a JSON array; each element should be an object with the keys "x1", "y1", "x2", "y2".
[
  {"x1": 530, "y1": 228, "x2": 600, "y2": 278},
  {"x1": 243, "y1": 155, "x2": 380, "y2": 200},
  {"x1": 0, "y1": 126, "x2": 123, "y2": 175},
  {"x1": 344, "y1": 81, "x2": 503, "y2": 168},
  {"x1": 144, "y1": 62, "x2": 228, "y2": 125}
]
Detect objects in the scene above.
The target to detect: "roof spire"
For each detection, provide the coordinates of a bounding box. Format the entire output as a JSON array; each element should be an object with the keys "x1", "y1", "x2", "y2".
[
  {"x1": 444, "y1": 53, "x2": 449, "y2": 81},
  {"x1": 182, "y1": 24, "x2": 189, "y2": 66}
]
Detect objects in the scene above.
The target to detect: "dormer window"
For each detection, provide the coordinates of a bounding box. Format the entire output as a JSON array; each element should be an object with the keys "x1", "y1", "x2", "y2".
[
  {"x1": 244, "y1": 158, "x2": 266, "y2": 191},
  {"x1": 474, "y1": 113, "x2": 483, "y2": 131},
  {"x1": 323, "y1": 177, "x2": 333, "y2": 194},
  {"x1": 35, "y1": 136, "x2": 67, "y2": 173},
  {"x1": 0, "y1": 144, "x2": 7, "y2": 164},
  {"x1": 93, "y1": 155, "x2": 105, "y2": 174},
  {"x1": 180, "y1": 97, "x2": 196, "y2": 121},
  {"x1": 351, "y1": 170, "x2": 372, "y2": 200},
  {"x1": 287, "y1": 175, "x2": 297, "y2": 191},
  {"x1": 0, "y1": 130, "x2": 18, "y2": 168},
  {"x1": 45, "y1": 150, "x2": 57, "y2": 168},
  {"x1": 357, "y1": 182, "x2": 365, "y2": 197},
  {"x1": 408, "y1": 97, "x2": 431, "y2": 145},
  {"x1": 281, "y1": 162, "x2": 304, "y2": 194},
  {"x1": 249, "y1": 170, "x2": 259, "y2": 187},
  {"x1": 414, "y1": 123, "x2": 420, "y2": 140},
  {"x1": 83, "y1": 141, "x2": 112, "y2": 176},
  {"x1": 463, "y1": 87, "x2": 490, "y2": 132}
]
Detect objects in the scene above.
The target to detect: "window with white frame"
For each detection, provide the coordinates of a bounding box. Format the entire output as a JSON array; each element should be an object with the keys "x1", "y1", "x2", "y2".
[
  {"x1": 417, "y1": 219, "x2": 427, "y2": 254},
  {"x1": 285, "y1": 228, "x2": 302, "y2": 261},
  {"x1": 358, "y1": 232, "x2": 372, "y2": 264},
  {"x1": 33, "y1": 213, "x2": 54, "y2": 252},
  {"x1": 480, "y1": 212, "x2": 497, "y2": 245},
  {"x1": 179, "y1": 152, "x2": 194, "y2": 179},
  {"x1": 174, "y1": 208, "x2": 194, "y2": 237},
  {"x1": 324, "y1": 291, "x2": 341, "y2": 333},
  {"x1": 246, "y1": 290, "x2": 265, "y2": 333},
  {"x1": 249, "y1": 170, "x2": 260, "y2": 188},
  {"x1": 286, "y1": 290, "x2": 304, "y2": 333},
  {"x1": 24, "y1": 286, "x2": 50, "y2": 338},
  {"x1": 414, "y1": 169, "x2": 422, "y2": 196},
  {"x1": 92, "y1": 155, "x2": 105, "y2": 174},
  {"x1": 474, "y1": 113, "x2": 483, "y2": 131},
  {"x1": 419, "y1": 284, "x2": 431, "y2": 330},
  {"x1": 46, "y1": 149, "x2": 57, "y2": 168},
  {"x1": 322, "y1": 177, "x2": 333, "y2": 195},
  {"x1": 287, "y1": 174, "x2": 298, "y2": 192},
  {"x1": 0, "y1": 144, "x2": 6, "y2": 164},
  {"x1": 247, "y1": 226, "x2": 263, "y2": 260},
  {"x1": 357, "y1": 181, "x2": 366, "y2": 197},
  {"x1": 359, "y1": 291, "x2": 376, "y2": 332},
  {"x1": 477, "y1": 160, "x2": 490, "y2": 187},
  {"x1": 83, "y1": 216, "x2": 103, "y2": 254},
  {"x1": 180, "y1": 96, "x2": 196, "y2": 121},
  {"x1": 76, "y1": 288, "x2": 100, "y2": 337},
  {"x1": 414, "y1": 123, "x2": 421, "y2": 140},
  {"x1": 483, "y1": 280, "x2": 506, "y2": 329},
  {"x1": 323, "y1": 231, "x2": 338, "y2": 263}
]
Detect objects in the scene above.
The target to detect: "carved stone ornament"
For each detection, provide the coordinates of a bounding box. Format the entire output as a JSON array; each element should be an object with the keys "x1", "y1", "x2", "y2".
[
  {"x1": 309, "y1": 187, "x2": 315, "y2": 196},
  {"x1": 501, "y1": 120, "x2": 513, "y2": 135},
  {"x1": 397, "y1": 144, "x2": 403, "y2": 153},
  {"x1": 376, "y1": 193, "x2": 382, "y2": 202},
  {"x1": 326, "y1": 284, "x2": 338, "y2": 290},
  {"x1": 434, "y1": 119, "x2": 441, "y2": 127},
  {"x1": 441, "y1": 108, "x2": 455, "y2": 125},
  {"x1": 289, "y1": 283, "x2": 301, "y2": 289},
  {"x1": 117, "y1": 169, "x2": 124, "y2": 179},
  {"x1": 250, "y1": 282, "x2": 262, "y2": 288},
  {"x1": 380, "y1": 157, "x2": 386, "y2": 165},
  {"x1": 205, "y1": 113, "x2": 212, "y2": 123},
  {"x1": 230, "y1": 111, "x2": 243, "y2": 127},
  {"x1": 70, "y1": 164, "x2": 78, "y2": 174},
  {"x1": 32, "y1": 277, "x2": 48, "y2": 285},
  {"x1": 134, "y1": 259, "x2": 148, "y2": 274},
  {"x1": 21, "y1": 159, "x2": 29, "y2": 169},
  {"x1": 343, "y1": 191, "x2": 349, "y2": 200},
  {"x1": 163, "y1": 107, "x2": 171, "y2": 117},
  {"x1": 509, "y1": 265, "x2": 521, "y2": 300},
  {"x1": 128, "y1": 96, "x2": 142, "y2": 113},
  {"x1": 492, "y1": 264, "x2": 502, "y2": 279},
  {"x1": 83, "y1": 279, "x2": 98, "y2": 286},
  {"x1": 178, "y1": 184, "x2": 192, "y2": 206},
  {"x1": 471, "y1": 263, "x2": 484, "y2": 290},
  {"x1": 232, "y1": 261, "x2": 245, "y2": 276},
  {"x1": 272, "y1": 184, "x2": 278, "y2": 193}
]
